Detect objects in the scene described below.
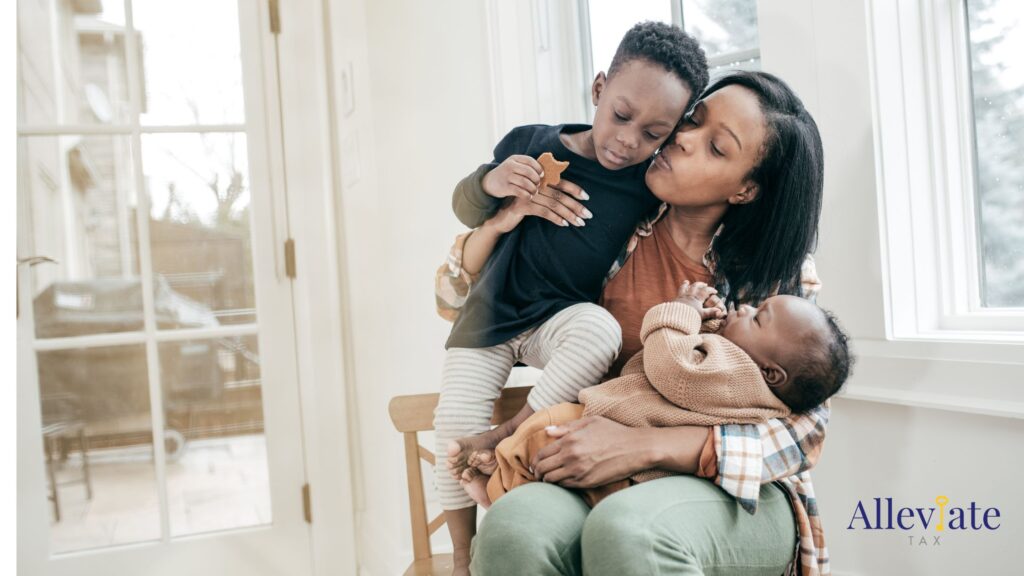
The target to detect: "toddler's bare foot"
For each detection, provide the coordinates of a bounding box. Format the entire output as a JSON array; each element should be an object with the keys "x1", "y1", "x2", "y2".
[
  {"x1": 468, "y1": 449, "x2": 497, "y2": 475},
  {"x1": 460, "y1": 468, "x2": 493, "y2": 509},
  {"x1": 446, "y1": 426, "x2": 510, "y2": 481},
  {"x1": 447, "y1": 403, "x2": 535, "y2": 482}
]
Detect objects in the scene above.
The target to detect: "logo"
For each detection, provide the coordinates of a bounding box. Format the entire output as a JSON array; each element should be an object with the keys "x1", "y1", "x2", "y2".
[{"x1": 847, "y1": 495, "x2": 1001, "y2": 546}]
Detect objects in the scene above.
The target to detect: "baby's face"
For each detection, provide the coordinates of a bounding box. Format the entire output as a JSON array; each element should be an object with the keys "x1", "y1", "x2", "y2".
[
  {"x1": 590, "y1": 59, "x2": 691, "y2": 170},
  {"x1": 719, "y1": 295, "x2": 827, "y2": 388}
]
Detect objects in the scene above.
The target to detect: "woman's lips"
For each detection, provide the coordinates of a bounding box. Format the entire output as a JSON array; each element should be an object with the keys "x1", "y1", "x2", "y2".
[{"x1": 653, "y1": 150, "x2": 671, "y2": 171}]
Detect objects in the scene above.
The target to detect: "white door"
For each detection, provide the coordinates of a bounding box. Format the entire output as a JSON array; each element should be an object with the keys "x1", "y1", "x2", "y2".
[{"x1": 16, "y1": 1, "x2": 312, "y2": 574}]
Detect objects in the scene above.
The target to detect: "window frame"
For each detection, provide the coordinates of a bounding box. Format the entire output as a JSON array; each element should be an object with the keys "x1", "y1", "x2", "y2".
[{"x1": 869, "y1": 0, "x2": 1024, "y2": 342}]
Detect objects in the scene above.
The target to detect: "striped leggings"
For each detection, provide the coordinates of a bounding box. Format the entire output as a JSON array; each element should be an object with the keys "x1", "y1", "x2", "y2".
[{"x1": 433, "y1": 303, "x2": 622, "y2": 510}]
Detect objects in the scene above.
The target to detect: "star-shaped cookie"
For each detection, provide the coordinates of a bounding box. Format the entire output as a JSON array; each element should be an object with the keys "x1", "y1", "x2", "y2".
[{"x1": 537, "y1": 152, "x2": 569, "y2": 191}]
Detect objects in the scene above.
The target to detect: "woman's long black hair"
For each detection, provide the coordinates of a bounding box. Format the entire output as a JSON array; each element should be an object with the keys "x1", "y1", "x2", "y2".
[{"x1": 705, "y1": 71, "x2": 825, "y2": 305}]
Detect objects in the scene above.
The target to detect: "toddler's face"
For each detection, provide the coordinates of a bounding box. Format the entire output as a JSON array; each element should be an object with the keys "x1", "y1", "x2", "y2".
[
  {"x1": 719, "y1": 295, "x2": 828, "y2": 390},
  {"x1": 590, "y1": 59, "x2": 691, "y2": 170}
]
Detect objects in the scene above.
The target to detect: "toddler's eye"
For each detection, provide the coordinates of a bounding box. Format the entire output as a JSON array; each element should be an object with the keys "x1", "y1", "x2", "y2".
[
  {"x1": 614, "y1": 112, "x2": 629, "y2": 122},
  {"x1": 645, "y1": 131, "x2": 661, "y2": 140}
]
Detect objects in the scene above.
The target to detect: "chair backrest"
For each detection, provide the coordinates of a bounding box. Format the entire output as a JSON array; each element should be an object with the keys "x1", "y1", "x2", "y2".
[{"x1": 387, "y1": 386, "x2": 531, "y2": 561}]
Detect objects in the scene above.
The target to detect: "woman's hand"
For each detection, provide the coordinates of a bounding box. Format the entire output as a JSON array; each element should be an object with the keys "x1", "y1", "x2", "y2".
[
  {"x1": 529, "y1": 416, "x2": 652, "y2": 489},
  {"x1": 485, "y1": 178, "x2": 592, "y2": 234},
  {"x1": 531, "y1": 417, "x2": 711, "y2": 488}
]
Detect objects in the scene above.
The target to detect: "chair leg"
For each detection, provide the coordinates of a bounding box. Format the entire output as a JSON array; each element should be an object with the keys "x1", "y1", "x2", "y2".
[
  {"x1": 45, "y1": 437, "x2": 60, "y2": 523},
  {"x1": 79, "y1": 428, "x2": 93, "y2": 500}
]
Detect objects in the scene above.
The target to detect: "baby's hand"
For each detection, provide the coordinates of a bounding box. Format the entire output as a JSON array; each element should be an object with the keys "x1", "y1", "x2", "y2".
[
  {"x1": 482, "y1": 155, "x2": 544, "y2": 200},
  {"x1": 673, "y1": 281, "x2": 726, "y2": 321}
]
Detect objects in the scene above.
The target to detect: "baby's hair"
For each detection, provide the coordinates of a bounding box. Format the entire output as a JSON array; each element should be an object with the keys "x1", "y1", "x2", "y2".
[
  {"x1": 608, "y1": 21, "x2": 709, "y2": 111},
  {"x1": 778, "y1": 309, "x2": 854, "y2": 413}
]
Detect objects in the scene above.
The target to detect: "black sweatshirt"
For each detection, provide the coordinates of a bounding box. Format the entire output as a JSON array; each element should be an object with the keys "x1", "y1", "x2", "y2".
[{"x1": 447, "y1": 124, "x2": 660, "y2": 349}]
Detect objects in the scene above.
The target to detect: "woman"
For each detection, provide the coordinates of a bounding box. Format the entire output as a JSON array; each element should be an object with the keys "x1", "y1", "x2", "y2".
[{"x1": 438, "y1": 71, "x2": 829, "y2": 576}]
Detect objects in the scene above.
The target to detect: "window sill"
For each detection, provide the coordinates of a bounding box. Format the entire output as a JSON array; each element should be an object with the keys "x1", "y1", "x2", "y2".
[
  {"x1": 837, "y1": 384, "x2": 1024, "y2": 420},
  {"x1": 844, "y1": 337, "x2": 1023, "y2": 420}
]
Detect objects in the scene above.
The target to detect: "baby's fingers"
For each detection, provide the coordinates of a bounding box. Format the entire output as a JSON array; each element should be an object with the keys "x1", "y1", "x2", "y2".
[
  {"x1": 705, "y1": 294, "x2": 727, "y2": 316},
  {"x1": 699, "y1": 306, "x2": 725, "y2": 321}
]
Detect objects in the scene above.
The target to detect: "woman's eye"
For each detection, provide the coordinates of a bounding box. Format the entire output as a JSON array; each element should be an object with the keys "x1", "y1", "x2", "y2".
[
  {"x1": 645, "y1": 131, "x2": 661, "y2": 140},
  {"x1": 711, "y1": 142, "x2": 724, "y2": 157}
]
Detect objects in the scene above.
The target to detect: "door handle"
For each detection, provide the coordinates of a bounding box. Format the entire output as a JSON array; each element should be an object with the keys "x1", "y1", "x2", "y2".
[
  {"x1": 18, "y1": 256, "x2": 58, "y2": 267},
  {"x1": 17, "y1": 255, "x2": 58, "y2": 318}
]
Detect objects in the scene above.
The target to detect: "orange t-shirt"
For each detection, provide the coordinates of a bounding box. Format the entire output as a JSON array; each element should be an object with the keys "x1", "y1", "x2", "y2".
[{"x1": 600, "y1": 218, "x2": 714, "y2": 377}]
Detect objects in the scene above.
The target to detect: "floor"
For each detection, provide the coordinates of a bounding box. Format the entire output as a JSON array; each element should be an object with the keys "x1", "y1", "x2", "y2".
[{"x1": 47, "y1": 434, "x2": 272, "y2": 555}]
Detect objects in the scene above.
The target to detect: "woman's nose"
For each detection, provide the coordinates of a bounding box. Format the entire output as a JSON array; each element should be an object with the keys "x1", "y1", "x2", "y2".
[{"x1": 738, "y1": 304, "x2": 756, "y2": 316}]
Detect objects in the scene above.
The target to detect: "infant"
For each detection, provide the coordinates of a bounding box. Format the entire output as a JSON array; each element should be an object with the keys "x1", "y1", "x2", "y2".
[{"x1": 462, "y1": 281, "x2": 853, "y2": 507}]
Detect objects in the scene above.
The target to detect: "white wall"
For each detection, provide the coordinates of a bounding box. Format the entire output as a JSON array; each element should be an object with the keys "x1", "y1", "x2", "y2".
[
  {"x1": 759, "y1": 1, "x2": 1023, "y2": 574},
  {"x1": 328, "y1": 0, "x2": 1024, "y2": 574},
  {"x1": 325, "y1": 1, "x2": 496, "y2": 573}
]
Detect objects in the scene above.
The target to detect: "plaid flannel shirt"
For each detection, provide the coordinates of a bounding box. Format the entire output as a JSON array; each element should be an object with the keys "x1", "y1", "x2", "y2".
[{"x1": 435, "y1": 203, "x2": 830, "y2": 576}]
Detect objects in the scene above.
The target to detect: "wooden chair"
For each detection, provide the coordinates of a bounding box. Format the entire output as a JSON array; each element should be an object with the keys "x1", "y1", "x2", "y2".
[{"x1": 388, "y1": 386, "x2": 531, "y2": 576}]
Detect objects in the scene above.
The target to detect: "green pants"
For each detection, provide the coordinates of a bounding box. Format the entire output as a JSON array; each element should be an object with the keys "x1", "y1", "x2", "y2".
[{"x1": 470, "y1": 476, "x2": 796, "y2": 576}]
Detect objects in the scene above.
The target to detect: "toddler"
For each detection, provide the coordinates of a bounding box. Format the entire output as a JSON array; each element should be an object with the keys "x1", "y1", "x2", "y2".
[{"x1": 434, "y1": 22, "x2": 710, "y2": 573}]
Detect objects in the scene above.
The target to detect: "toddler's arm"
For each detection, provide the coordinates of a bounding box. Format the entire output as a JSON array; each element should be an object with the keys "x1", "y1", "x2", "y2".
[
  {"x1": 452, "y1": 127, "x2": 531, "y2": 226},
  {"x1": 453, "y1": 166, "x2": 503, "y2": 228}
]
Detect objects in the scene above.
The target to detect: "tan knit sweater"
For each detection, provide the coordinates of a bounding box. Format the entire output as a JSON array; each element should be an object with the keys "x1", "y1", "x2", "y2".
[{"x1": 578, "y1": 302, "x2": 791, "y2": 482}]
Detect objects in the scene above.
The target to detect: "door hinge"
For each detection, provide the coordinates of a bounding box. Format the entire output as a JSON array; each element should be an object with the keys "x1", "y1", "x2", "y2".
[
  {"x1": 302, "y1": 483, "x2": 312, "y2": 524},
  {"x1": 269, "y1": 0, "x2": 281, "y2": 34},
  {"x1": 284, "y1": 238, "x2": 296, "y2": 279}
]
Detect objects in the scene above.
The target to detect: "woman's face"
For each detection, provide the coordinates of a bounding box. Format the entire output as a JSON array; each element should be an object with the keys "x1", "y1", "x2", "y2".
[{"x1": 646, "y1": 84, "x2": 767, "y2": 208}]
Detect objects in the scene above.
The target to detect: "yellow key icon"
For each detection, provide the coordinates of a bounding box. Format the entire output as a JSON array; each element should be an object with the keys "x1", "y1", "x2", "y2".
[{"x1": 935, "y1": 495, "x2": 949, "y2": 531}]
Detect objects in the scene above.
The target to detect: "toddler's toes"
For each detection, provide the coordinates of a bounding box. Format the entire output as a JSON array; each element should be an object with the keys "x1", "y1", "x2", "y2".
[
  {"x1": 460, "y1": 469, "x2": 492, "y2": 509},
  {"x1": 470, "y1": 450, "x2": 498, "y2": 475}
]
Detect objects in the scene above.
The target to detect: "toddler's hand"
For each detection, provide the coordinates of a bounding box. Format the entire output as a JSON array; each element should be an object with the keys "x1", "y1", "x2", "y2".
[
  {"x1": 673, "y1": 281, "x2": 726, "y2": 321},
  {"x1": 482, "y1": 155, "x2": 545, "y2": 200},
  {"x1": 483, "y1": 178, "x2": 591, "y2": 233}
]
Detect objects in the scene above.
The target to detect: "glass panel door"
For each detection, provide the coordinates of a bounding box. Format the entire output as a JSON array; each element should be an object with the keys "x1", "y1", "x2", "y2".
[{"x1": 17, "y1": 1, "x2": 311, "y2": 574}]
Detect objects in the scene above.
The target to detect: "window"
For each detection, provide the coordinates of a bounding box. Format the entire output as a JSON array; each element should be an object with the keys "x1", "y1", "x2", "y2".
[
  {"x1": 965, "y1": 0, "x2": 1024, "y2": 308},
  {"x1": 581, "y1": 0, "x2": 761, "y2": 107},
  {"x1": 870, "y1": 0, "x2": 1024, "y2": 339},
  {"x1": 17, "y1": 0, "x2": 282, "y2": 553}
]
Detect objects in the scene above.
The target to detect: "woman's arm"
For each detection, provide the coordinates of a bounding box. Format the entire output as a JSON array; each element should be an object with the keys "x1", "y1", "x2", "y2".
[
  {"x1": 533, "y1": 258, "x2": 828, "y2": 504},
  {"x1": 529, "y1": 393, "x2": 829, "y2": 513},
  {"x1": 453, "y1": 153, "x2": 591, "y2": 229},
  {"x1": 461, "y1": 181, "x2": 593, "y2": 276},
  {"x1": 701, "y1": 403, "x2": 829, "y2": 513},
  {"x1": 437, "y1": 177, "x2": 593, "y2": 317},
  {"x1": 460, "y1": 222, "x2": 504, "y2": 277},
  {"x1": 530, "y1": 416, "x2": 708, "y2": 487}
]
